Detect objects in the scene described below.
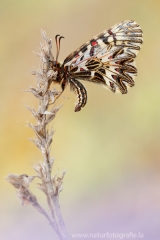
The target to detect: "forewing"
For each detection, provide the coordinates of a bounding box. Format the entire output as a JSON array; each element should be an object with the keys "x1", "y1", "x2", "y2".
[{"x1": 63, "y1": 20, "x2": 143, "y2": 93}]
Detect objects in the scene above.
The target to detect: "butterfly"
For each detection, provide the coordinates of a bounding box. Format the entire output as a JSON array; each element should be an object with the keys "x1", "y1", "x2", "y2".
[{"x1": 49, "y1": 20, "x2": 143, "y2": 112}]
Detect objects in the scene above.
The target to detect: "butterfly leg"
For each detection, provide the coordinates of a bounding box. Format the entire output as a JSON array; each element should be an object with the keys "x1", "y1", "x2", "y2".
[
  {"x1": 69, "y1": 79, "x2": 87, "y2": 112},
  {"x1": 52, "y1": 78, "x2": 68, "y2": 104}
]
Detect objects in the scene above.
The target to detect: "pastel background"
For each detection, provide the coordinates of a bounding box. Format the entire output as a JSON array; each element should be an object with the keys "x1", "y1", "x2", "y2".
[{"x1": 1, "y1": 0, "x2": 160, "y2": 239}]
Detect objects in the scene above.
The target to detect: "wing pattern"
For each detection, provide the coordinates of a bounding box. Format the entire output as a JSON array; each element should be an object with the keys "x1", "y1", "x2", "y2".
[{"x1": 62, "y1": 20, "x2": 143, "y2": 111}]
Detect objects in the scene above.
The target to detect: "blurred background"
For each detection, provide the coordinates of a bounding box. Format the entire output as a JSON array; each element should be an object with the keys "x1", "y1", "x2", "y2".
[{"x1": 1, "y1": 0, "x2": 160, "y2": 239}]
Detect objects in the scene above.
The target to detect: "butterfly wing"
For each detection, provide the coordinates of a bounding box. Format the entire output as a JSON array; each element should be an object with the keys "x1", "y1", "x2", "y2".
[{"x1": 63, "y1": 20, "x2": 143, "y2": 111}]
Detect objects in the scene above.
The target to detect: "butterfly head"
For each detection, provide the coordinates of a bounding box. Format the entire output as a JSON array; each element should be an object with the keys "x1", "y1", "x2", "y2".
[
  {"x1": 49, "y1": 60, "x2": 60, "y2": 69},
  {"x1": 48, "y1": 35, "x2": 65, "y2": 80}
]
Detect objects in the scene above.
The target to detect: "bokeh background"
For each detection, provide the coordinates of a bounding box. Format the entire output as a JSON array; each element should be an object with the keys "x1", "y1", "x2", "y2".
[{"x1": 1, "y1": 0, "x2": 160, "y2": 239}]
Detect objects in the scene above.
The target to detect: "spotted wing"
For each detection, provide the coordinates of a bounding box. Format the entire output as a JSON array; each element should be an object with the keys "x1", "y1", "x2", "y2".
[{"x1": 64, "y1": 20, "x2": 143, "y2": 94}]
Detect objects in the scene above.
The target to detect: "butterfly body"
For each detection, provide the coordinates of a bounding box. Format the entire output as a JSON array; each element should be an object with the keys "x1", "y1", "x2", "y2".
[{"x1": 50, "y1": 20, "x2": 143, "y2": 112}]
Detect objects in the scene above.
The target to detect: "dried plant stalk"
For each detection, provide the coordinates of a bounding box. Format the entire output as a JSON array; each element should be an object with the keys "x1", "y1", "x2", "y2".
[{"x1": 7, "y1": 30, "x2": 69, "y2": 240}]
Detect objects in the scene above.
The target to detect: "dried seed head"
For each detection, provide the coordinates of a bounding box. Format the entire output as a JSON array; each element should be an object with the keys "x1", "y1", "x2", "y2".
[
  {"x1": 7, "y1": 174, "x2": 37, "y2": 205},
  {"x1": 52, "y1": 171, "x2": 66, "y2": 196}
]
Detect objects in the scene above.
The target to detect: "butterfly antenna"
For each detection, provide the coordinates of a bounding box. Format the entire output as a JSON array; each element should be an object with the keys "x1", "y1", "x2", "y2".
[
  {"x1": 55, "y1": 34, "x2": 60, "y2": 62},
  {"x1": 57, "y1": 36, "x2": 64, "y2": 61},
  {"x1": 56, "y1": 36, "x2": 64, "y2": 61}
]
